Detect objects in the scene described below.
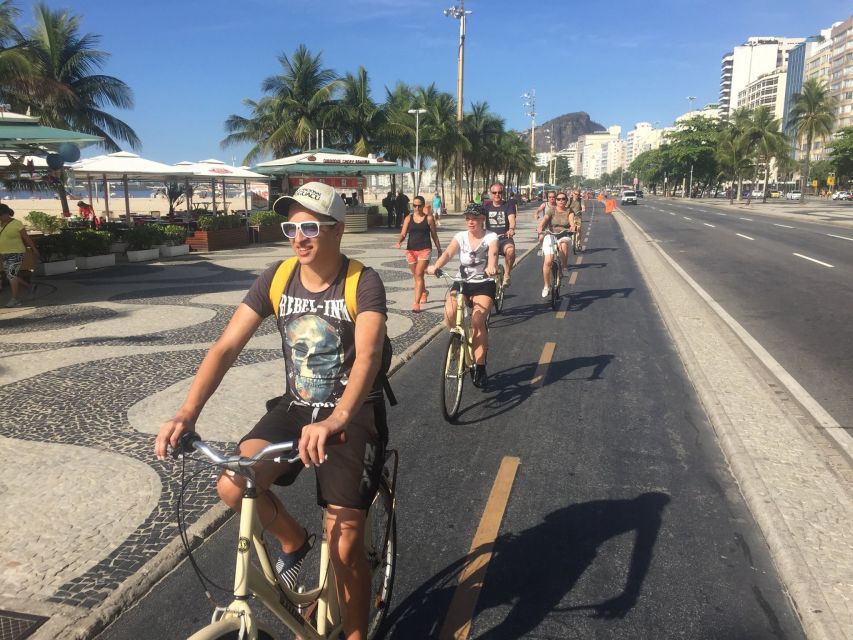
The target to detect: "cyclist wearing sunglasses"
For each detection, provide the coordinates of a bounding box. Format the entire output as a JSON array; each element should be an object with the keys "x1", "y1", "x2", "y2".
[
  {"x1": 156, "y1": 181, "x2": 388, "y2": 639},
  {"x1": 535, "y1": 190, "x2": 558, "y2": 221},
  {"x1": 427, "y1": 202, "x2": 498, "y2": 387},
  {"x1": 484, "y1": 181, "x2": 516, "y2": 288},
  {"x1": 537, "y1": 191, "x2": 576, "y2": 297}
]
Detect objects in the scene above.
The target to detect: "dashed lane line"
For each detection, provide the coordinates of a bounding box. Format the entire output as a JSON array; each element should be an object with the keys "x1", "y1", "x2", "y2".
[
  {"x1": 704, "y1": 223, "x2": 716, "y2": 228},
  {"x1": 774, "y1": 223, "x2": 795, "y2": 229},
  {"x1": 555, "y1": 296, "x2": 570, "y2": 320},
  {"x1": 827, "y1": 233, "x2": 853, "y2": 242},
  {"x1": 439, "y1": 456, "x2": 521, "y2": 640},
  {"x1": 530, "y1": 342, "x2": 556, "y2": 387},
  {"x1": 793, "y1": 253, "x2": 834, "y2": 268},
  {"x1": 739, "y1": 217, "x2": 753, "y2": 221},
  {"x1": 736, "y1": 233, "x2": 755, "y2": 240},
  {"x1": 683, "y1": 216, "x2": 693, "y2": 221}
]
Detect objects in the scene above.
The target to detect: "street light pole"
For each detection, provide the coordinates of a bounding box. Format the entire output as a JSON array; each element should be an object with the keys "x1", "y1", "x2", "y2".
[
  {"x1": 522, "y1": 90, "x2": 536, "y2": 198},
  {"x1": 444, "y1": 2, "x2": 471, "y2": 211},
  {"x1": 688, "y1": 163, "x2": 694, "y2": 198},
  {"x1": 408, "y1": 108, "x2": 427, "y2": 196}
]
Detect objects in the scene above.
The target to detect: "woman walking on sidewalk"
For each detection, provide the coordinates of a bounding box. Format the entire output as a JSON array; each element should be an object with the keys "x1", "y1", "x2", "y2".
[
  {"x1": 396, "y1": 195, "x2": 442, "y2": 312},
  {"x1": 0, "y1": 203, "x2": 39, "y2": 307}
]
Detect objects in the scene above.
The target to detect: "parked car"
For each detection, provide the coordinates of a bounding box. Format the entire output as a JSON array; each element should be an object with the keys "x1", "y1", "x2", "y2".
[
  {"x1": 786, "y1": 191, "x2": 802, "y2": 200},
  {"x1": 621, "y1": 190, "x2": 638, "y2": 205},
  {"x1": 831, "y1": 191, "x2": 850, "y2": 200},
  {"x1": 751, "y1": 190, "x2": 765, "y2": 199}
]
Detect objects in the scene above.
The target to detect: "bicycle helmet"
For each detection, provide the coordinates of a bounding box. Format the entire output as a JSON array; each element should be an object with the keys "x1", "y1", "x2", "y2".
[{"x1": 464, "y1": 202, "x2": 486, "y2": 217}]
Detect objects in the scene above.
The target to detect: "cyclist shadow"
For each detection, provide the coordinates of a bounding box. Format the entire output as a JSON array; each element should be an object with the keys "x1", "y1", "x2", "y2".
[
  {"x1": 383, "y1": 492, "x2": 671, "y2": 639},
  {"x1": 487, "y1": 302, "x2": 545, "y2": 329},
  {"x1": 453, "y1": 355, "x2": 614, "y2": 425},
  {"x1": 568, "y1": 288, "x2": 633, "y2": 312},
  {"x1": 579, "y1": 247, "x2": 619, "y2": 254}
]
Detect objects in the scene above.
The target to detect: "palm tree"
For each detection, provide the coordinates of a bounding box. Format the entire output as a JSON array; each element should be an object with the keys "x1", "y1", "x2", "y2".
[
  {"x1": 330, "y1": 66, "x2": 383, "y2": 157},
  {"x1": 376, "y1": 82, "x2": 416, "y2": 193},
  {"x1": 14, "y1": 4, "x2": 139, "y2": 151},
  {"x1": 0, "y1": 0, "x2": 30, "y2": 95},
  {"x1": 463, "y1": 102, "x2": 503, "y2": 200},
  {"x1": 717, "y1": 127, "x2": 753, "y2": 204},
  {"x1": 789, "y1": 78, "x2": 838, "y2": 201},
  {"x1": 419, "y1": 89, "x2": 467, "y2": 204},
  {"x1": 745, "y1": 106, "x2": 787, "y2": 203},
  {"x1": 222, "y1": 96, "x2": 285, "y2": 165}
]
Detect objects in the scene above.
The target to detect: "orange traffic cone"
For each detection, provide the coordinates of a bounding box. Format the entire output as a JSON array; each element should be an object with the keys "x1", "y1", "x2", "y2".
[{"x1": 605, "y1": 199, "x2": 616, "y2": 214}]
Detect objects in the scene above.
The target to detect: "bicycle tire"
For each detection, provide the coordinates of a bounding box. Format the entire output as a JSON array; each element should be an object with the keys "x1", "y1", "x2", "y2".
[
  {"x1": 199, "y1": 630, "x2": 275, "y2": 639},
  {"x1": 550, "y1": 263, "x2": 560, "y2": 310},
  {"x1": 440, "y1": 334, "x2": 465, "y2": 421},
  {"x1": 366, "y1": 478, "x2": 397, "y2": 639},
  {"x1": 493, "y1": 265, "x2": 505, "y2": 315}
]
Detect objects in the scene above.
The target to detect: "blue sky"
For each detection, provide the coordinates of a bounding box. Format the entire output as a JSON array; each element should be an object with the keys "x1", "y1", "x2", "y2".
[{"x1": 14, "y1": 0, "x2": 848, "y2": 164}]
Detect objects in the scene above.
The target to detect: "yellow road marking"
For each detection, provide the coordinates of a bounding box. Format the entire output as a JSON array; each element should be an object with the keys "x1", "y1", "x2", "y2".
[
  {"x1": 530, "y1": 341, "x2": 555, "y2": 387},
  {"x1": 439, "y1": 456, "x2": 521, "y2": 640},
  {"x1": 555, "y1": 296, "x2": 570, "y2": 319}
]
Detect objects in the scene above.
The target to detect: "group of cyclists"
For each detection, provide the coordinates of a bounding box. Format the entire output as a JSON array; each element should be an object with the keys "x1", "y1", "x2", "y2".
[
  {"x1": 535, "y1": 189, "x2": 585, "y2": 297},
  {"x1": 154, "y1": 179, "x2": 585, "y2": 639}
]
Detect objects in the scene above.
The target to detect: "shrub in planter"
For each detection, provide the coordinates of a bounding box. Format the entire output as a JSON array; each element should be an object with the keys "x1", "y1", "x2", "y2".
[
  {"x1": 162, "y1": 225, "x2": 187, "y2": 246},
  {"x1": 125, "y1": 225, "x2": 165, "y2": 251},
  {"x1": 72, "y1": 229, "x2": 113, "y2": 256},
  {"x1": 248, "y1": 210, "x2": 286, "y2": 226},
  {"x1": 197, "y1": 214, "x2": 242, "y2": 231},
  {"x1": 36, "y1": 231, "x2": 75, "y2": 262},
  {"x1": 367, "y1": 205, "x2": 379, "y2": 215},
  {"x1": 25, "y1": 211, "x2": 64, "y2": 235},
  {"x1": 103, "y1": 221, "x2": 129, "y2": 241}
]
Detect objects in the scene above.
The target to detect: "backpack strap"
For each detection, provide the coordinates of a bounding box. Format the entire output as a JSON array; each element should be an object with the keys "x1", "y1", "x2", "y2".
[
  {"x1": 269, "y1": 257, "x2": 299, "y2": 319},
  {"x1": 344, "y1": 258, "x2": 363, "y2": 321}
]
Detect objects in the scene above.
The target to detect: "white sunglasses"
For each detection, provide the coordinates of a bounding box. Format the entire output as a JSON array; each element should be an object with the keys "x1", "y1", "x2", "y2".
[{"x1": 280, "y1": 220, "x2": 338, "y2": 238}]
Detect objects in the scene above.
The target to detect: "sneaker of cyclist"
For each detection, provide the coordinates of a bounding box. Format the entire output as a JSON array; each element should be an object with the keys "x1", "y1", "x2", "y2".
[
  {"x1": 535, "y1": 190, "x2": 557, "y2": 221},
  {"x1": 536, "y1": 191, "x2": 576, "y2": 297},
  {"x1": 568, "y1": 188, "x2": 585, "y2": 250},
  {"x1": 427, "y1": 203, "x2": 498, "y2": 388},
  {"x1": 484, "y1": 181, "x2": 516, "y2": 288}
]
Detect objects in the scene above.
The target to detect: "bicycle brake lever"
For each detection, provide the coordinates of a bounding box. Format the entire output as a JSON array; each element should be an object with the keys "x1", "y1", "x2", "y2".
[{"x1": 170, "y1": 432, "x2": 201, "y2": 460}]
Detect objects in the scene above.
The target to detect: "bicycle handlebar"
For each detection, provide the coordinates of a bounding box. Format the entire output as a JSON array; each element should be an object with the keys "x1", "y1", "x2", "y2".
[
  {"x1": 171, "y1": 431, "x2": 346, "y2": 470},
  {"x1": 433, "y1": 268, "x2": 494, "y2": 283}
]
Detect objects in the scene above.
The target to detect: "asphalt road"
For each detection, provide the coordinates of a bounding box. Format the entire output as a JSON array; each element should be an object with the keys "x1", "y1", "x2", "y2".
[
  {"x1": 96, "y1": 203, "x2": 805, "y2": 639},
  {"x1": 624, "y1": 197, "x2": 853, "y2": 434}
]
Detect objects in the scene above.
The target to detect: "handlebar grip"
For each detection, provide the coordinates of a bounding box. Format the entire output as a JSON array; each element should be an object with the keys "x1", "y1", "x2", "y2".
[
  {"x1": 434, "y1": 268, "x2": 444, "y2": 278},
  {"x1": 171, "y1": 431, "x2": 201, "y2": 459}
]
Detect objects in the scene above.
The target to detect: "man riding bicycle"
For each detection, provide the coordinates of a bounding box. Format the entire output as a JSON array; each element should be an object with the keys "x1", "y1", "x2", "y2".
[
  {"x1": 537, "y1": 191, "x2": 576, "y2": 298},
  {"x1": 155, "y1": 182, "x2": 389, "y2": 640},
  {"x1": 484, "y1": 181, "x2": 516, "y2": 288}
]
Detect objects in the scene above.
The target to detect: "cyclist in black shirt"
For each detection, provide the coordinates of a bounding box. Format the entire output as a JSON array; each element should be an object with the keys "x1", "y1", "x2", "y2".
[{"x1": 484, "y1": 181, "x2": 516, "y2": 287}]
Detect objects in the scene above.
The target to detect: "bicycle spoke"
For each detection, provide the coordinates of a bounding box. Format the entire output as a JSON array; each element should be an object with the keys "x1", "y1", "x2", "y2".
[{"x1": 440, "y1": 334, "x2": 464, "y2": 421}]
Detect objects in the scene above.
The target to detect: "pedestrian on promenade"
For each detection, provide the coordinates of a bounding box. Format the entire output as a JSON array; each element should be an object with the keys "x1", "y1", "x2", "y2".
[
  {"x1": 155, "y1": 182, "x2": 390, "y2": 639},
  {"x1": 432, "y1": 191, "x2": 443, "y2": 227},
  {"x1": 383, "y1": 191, "x2": 396, "y2": 228},
  {"x1": 0, "y1": 203, "x2": 40, "y2": 307},
  {"x1": 395, "y1": 190, "x2": 409, "y2": 228},
  {"x1": 396, "y1": 195, "x2": 442, "y2": 313}
]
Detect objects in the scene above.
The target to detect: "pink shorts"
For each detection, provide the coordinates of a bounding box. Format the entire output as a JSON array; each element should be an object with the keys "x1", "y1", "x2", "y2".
[{"x1": 405, "y1": 248, "x2": 431, "y2": 264}]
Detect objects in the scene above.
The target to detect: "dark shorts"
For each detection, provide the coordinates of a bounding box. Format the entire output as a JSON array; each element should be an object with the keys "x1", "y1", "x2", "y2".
[
  {"x1": 240, "y1": 399, "x2": 388, "y2": 510},
  {"x1": 451, "y1": 280, "x2": 496, "y2": 302},
  {"x1": 498, "y1": 236, "x2": 515, "y2": 256}
]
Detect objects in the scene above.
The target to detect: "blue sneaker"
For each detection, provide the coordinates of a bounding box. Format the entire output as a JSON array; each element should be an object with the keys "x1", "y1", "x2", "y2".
[{"x1": 275, "y1": 531, "x2": 313, "y2": 591}]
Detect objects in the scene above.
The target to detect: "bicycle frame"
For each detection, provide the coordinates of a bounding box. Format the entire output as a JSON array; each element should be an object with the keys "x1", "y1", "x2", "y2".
[
  {"x1": 188, "y1": 481, "x2": 340, "y2": 640},
  {"x1": 450, "y1": 287, "x2": 475, "y2": 371}
]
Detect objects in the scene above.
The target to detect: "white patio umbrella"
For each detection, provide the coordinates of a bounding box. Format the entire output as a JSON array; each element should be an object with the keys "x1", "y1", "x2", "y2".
[
  {"x1": 177, "y1": 159, "x2": 267, "y2": 214},
  {"x1": 70, "y1": 151, "x2": 193, "y2": 221}
]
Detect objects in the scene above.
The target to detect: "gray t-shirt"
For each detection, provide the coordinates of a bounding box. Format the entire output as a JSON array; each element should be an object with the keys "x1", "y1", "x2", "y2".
[{"x1": 243, "y1": 258, "x2": 387, "y2": 408}]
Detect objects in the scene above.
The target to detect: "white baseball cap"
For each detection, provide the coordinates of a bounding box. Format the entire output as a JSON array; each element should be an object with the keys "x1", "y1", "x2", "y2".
[{"x1": 272, "y1": 182, "x2": 346, "y2": 222}]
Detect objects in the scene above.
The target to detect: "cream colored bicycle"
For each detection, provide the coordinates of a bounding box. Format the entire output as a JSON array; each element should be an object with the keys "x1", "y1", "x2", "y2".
[{"x1": 172, "y1": 432, "x2": 397, "y2": 640}]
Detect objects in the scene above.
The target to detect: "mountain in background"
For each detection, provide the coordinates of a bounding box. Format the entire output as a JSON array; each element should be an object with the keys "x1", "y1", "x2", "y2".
[{"x1": 518, "y1": 112, "x2": 605, "y2": 153}]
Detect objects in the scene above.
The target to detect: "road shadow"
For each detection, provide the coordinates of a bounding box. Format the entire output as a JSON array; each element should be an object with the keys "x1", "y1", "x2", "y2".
[
  {"x1": 578, "y1": 247, "x2": 619, "y2": 255},
  {"x1": 488, "y1": 302, "x2": 545, "y2": 330},
  {"x1": 453, "y1": 355, "x2": 614, "y2": 425},
  {"x1": 383, "y1": 492, "x2": 671, "y2": 639},
  {"x1": 570, "y1": 262, "x2": 607, "y2": 270},
  {"x1": 569, "y1": 288, "x2": 633, "y2": 312}
]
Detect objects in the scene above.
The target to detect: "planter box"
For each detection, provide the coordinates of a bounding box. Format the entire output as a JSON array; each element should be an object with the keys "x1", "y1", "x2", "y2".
[
  {"x1": 186, "y1": 227, "x2": 249, "y2": 252},
  {"x1": 159, "y1": 244, "x2": 190, "y2": 258},
  {"x1": 127, "y1": 248, "x2": 161, "y2": 262},
  {"x1": 251, "y1": 224, "x2": 284, "y2": 244},
  {"x1": 76, "y1": 254, "x2": 116, "y2": 270},
  {"x1": 345, "y1": 212, "x2": 368, "y2": 233},
  {"x1": 367, "y1": 213, "x2": 384, "y2": 228},
  {"x1": 110, "y1": 242, "x2": 128, "y2": 254},
  {"x1": 36, "y1": 258, "x2": 77, "y2": 276}
]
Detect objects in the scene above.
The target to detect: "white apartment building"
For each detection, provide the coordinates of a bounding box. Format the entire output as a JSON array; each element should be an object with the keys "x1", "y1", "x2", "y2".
[
  {"x1": 719, "y1": 37, "x2": 805, "y2": 117},
  {"x1": 829, "y1": 16, "x2": 853, "y2": 131},
  {"x1": 675, "y1": 104, "x2": 721, "y2": 124},
  {"x1": 577, "y1": 126, "x2": 624, "y2": 180},
  {"x1": 736, "y1": 69, "x2": 788, "y2": 120}
]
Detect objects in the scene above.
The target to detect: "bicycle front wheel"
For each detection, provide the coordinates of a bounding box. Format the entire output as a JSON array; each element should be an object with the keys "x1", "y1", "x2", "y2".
[
  {"x1": 550, "y1": 264, "x2": 560, "y2": 310},
  {"x1": 440, "y1": 334, "x2": 465, "y2": 421},
  {"x1": 366, "y1": 477, "x2": 397, "y2": 639},
  {"x1": 493, "y1": 265, "x2": 505, "y2": 315}
]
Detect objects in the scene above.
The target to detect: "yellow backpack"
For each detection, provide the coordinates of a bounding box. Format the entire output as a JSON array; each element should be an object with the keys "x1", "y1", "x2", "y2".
[{"x1": 267, "y1": 256, "x2": 396, "y2": 405}]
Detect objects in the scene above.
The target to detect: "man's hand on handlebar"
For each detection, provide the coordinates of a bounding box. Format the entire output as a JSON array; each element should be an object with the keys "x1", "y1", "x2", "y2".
[
  {"x1": 155, "y1": 413, "x2": 197, "y2": 460},
  {"x1": 299, "y1": 419, "x2": 347, "y2": 467}
]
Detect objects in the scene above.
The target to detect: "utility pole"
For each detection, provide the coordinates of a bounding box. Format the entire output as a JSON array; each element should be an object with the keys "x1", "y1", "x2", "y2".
[
  {"x1": 444, "y1": 2, "x2": 470, "y2": 211},
  {"x1": 408, "y1": 108, "x2": 427, "y2": 196},
  {"x1": 522, "y1": 90, "x2": 536, "y2": 199}
]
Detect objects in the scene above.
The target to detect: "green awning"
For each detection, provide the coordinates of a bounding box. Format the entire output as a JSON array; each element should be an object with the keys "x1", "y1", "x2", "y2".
[
  {"x1": 253, "y1": 163, "x2": 416, "y2": 177},
  {"x1": 0, "y1": 122, "x2": 102, "y2": 149}
]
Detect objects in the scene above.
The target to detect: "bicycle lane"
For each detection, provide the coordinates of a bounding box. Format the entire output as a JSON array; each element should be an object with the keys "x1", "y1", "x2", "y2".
[{"x1": 381, "y1": 201, "x2": 805, "y2": 638}]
